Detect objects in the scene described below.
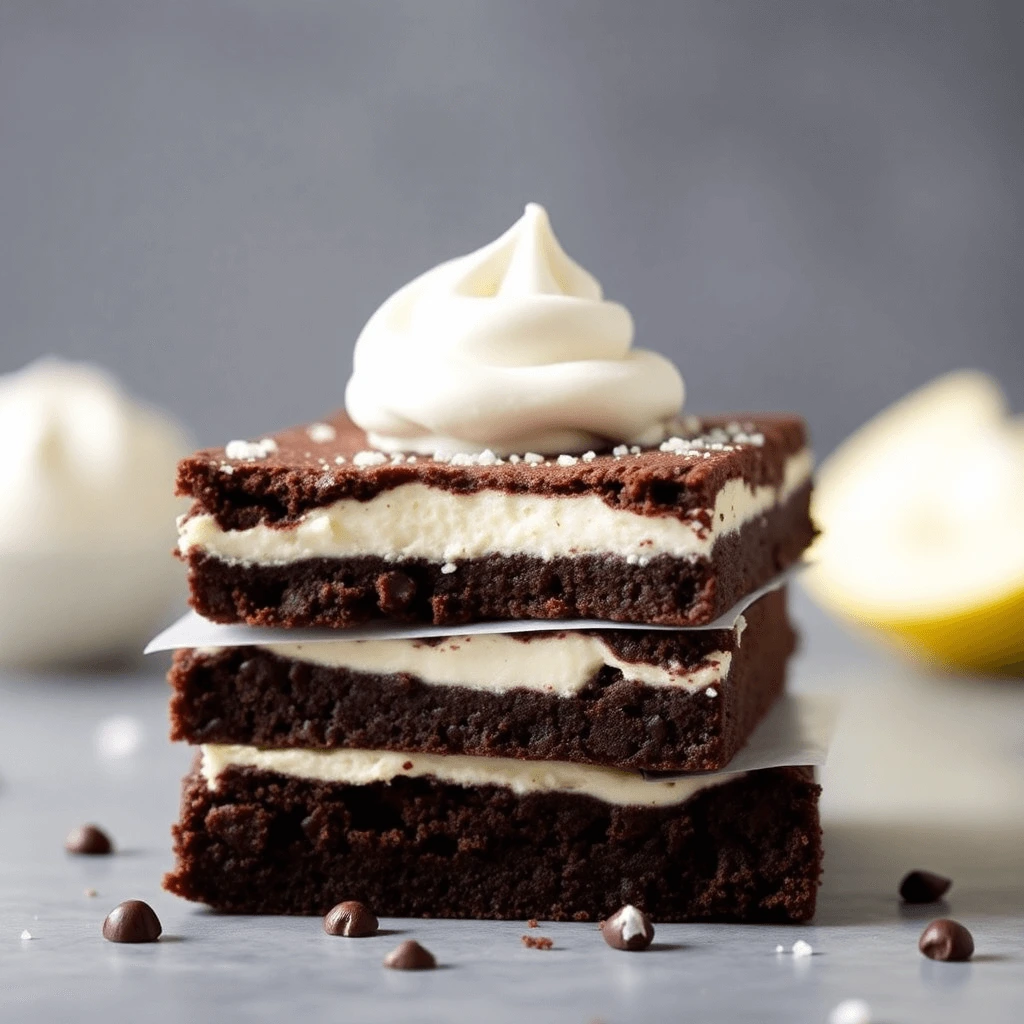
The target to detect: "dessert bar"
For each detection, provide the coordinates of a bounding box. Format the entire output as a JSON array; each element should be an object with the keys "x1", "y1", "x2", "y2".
[
  {"x1": 176, "y1": 415, "x2": 813, "y2": 629},
  {"x1": 162, "y1": 203, "x2": 824, "y2": 925},
  {"x1": 165, "y1": 751, "x2": 822, "y2": 922},
  {"x1": 169, "y1": 588, "x2": 794, "y2": 773}
]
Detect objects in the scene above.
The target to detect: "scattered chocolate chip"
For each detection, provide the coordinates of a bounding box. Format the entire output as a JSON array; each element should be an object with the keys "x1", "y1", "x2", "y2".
[
  {"x1": 918, "y1": 918, "x2": 974, "y2": 961},
  {"x1": 402, "y1": 761, "x2": 413, "y2": 771},
  {"x1": 527, "y1": 918, "x2": 539, "y2": 929},
  {"x1": 599, "y1": 905, "x2": 654, "y2": 951},
  {"x1": 383, "y1": 940, "x2": 436, "y2": 970},
  {"x1": 323, "y1": 900, "x2": 378, "y2": 937},
  {"x1": 521, "y1": 935, "x2": 554, "y2": 950},
  {"x1": 65, "y1": 824, "x2": 113, "y2": 855},
  {"x1": 102, "y1": 900, "x2": 162, "y2": 943},
  {"x1": 900, "y1": 870, "x2": 952, "y2": 904}
]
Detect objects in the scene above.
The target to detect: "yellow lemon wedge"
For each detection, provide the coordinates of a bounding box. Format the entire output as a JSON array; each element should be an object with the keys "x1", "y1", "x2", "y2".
[{"x1": 804, "y1": 370, "x2": 1024, "y2": 673}]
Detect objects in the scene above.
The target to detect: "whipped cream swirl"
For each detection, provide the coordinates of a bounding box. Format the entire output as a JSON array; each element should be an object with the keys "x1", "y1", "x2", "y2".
[{"x1": 345, "y1": 203, "x2": 684, "y2": 455}]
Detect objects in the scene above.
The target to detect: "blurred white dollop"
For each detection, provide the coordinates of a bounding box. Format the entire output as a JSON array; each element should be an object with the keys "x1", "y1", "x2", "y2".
[
  {"x1": 94, "y1": 714, "x2": 144, "y2": 758},
  {"x1": 828, "y1": 999, "x2": 872, "y2": 1024},
  {"x1": 0, "y1": 358, "x2": 189, "y2": 668}
]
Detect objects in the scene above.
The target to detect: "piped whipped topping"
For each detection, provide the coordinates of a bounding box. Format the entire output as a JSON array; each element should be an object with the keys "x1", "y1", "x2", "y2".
[{"x1": 345, "y1": 203, "x2": 684, "y2": 456}]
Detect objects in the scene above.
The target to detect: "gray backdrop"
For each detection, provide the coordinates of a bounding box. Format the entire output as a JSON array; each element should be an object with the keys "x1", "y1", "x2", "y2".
[{"x1": 2, "y1": 0, "x2": 1021, "y2": 455}]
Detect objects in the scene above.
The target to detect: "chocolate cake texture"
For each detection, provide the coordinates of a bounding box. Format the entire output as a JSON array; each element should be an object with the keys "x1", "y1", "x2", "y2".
[
  {"x1": 165, "y1": 761, "x2": 822, "y2": 922},
  {"x1": 175, "y1": 413, "x2": 815, "y2": 628},
  {"x1": 169, "y1": 589, "x2": 794, "y2": 773},
  {"x1": 178, "y1": 414, "x2": 808, "y2": 527}
]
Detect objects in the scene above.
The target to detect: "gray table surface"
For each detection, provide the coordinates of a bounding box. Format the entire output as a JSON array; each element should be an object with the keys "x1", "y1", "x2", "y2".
[{"x1": 2, "y1": 588, "x2": 1022, "y2": 1023}]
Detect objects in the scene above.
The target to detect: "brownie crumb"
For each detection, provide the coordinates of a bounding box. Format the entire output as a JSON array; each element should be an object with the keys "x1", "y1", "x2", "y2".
[
  {"x1": 375, "y1": 571, "x2": 416, "y2": 613},
  {"x1": 527, "y1": 919, "x2": 539, "y2": 929},
  {"x1": 522, "y1": 935, "x2": 554, "y2": 950}
]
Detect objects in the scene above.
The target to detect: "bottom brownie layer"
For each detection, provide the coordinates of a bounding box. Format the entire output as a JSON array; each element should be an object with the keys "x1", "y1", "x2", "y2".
[{"x1": 165, "y1": 762, "x2": 822, "y2": 922}]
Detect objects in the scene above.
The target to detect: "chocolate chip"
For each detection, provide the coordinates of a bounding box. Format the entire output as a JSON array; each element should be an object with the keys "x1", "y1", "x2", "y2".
[
  {"x1": 383, "y1": 940, "x2": 436, "y2": 970},
  {"x1": 918, "y1": 918, "x2": 974, "y2": 961},
  {"x1": 323, "y1": 900, "x2": 378, "y2": 937},
  {"x1": 375, "y1": 571, "x2": 416, "y2": 613},
  {"x1": 102, "y1": 900, "x2": 162, "y2": 943},
  {"x1": 900, "y1": 870, "x2": 951, "y2": 904},
  {"x1": 599, "y1": 905, "x2": 654, "y2": 951},
  {"x1": 65, "y1": 824, "x2": 113, "y2": 855}
]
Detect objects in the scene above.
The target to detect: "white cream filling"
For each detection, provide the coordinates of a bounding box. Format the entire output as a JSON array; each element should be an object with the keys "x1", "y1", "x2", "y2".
[
  {"x1": 251, "y1": 633, "x2": 732, "y2": 696},
  {"x1": 200, "y1": 744, "x2": 734, "y2": 807},
  {"x1": 179, "y1": 449, "x2": 813, "y2": 565}
]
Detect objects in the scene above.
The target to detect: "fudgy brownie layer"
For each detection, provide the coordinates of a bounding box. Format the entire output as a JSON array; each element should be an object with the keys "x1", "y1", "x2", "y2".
[
  {"x1": 183, "y1": 481, "x2": 813, "y2": 628},
  {"x1": 169, "y1": 590, "x2": 793, "y2": 772},
  {"x1": 164, "y1": 763, "x2": 822, "y2": 921},
  {"x1": 179, "y1": 413, "x2": 809, "y2": 530}
]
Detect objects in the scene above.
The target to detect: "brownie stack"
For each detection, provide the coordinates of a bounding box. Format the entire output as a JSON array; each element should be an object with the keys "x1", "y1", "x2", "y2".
[{"x1": 164, "y1": 413, "x2": 823, "y2": 922}]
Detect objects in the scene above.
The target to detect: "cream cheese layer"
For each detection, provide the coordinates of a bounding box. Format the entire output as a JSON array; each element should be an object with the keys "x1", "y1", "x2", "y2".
[
  {"x1": 250, "y1": 633, "x2": 731, "y2": 696},
  {"x1": 178, "y1": 449, "x2": 812, "y2": 566},
  {"x1": 200, "y1": 745, "x2": 735, "y2": 807}
]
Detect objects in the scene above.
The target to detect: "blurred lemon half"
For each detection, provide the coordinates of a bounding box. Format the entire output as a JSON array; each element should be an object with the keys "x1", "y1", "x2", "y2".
[{"x1": 805, "y1": 370, "x2": 1024, "y2": 673}]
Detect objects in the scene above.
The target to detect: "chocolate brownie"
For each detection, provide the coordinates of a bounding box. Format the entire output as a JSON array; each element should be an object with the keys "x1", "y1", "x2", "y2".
[
  {"x1": 176, "y1": 413, "x2": 814, "y2": 628},
  {"x1": 165, "y1": 760, "x2": 822, "y2": 922},
  {"x1": 169, "y1": 588, "x2": 794, "y2": 773}
]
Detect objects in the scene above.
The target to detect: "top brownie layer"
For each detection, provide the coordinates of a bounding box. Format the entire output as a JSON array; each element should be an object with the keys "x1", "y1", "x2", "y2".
[
  {"x1": 178, "y1": 413, "x2": 808, "y2": 531},
  {"x1": 175, "y1": 411, "x2": 814, "y2": 628}
]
